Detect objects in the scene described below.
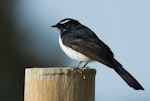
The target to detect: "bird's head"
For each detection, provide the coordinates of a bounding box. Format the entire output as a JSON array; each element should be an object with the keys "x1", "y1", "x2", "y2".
[{"x1": 52, "y1": 18, "x2": 80, "y2": 33}]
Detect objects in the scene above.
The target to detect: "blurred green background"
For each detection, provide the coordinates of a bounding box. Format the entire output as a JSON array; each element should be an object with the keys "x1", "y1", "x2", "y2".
[
  {"x1": 0, "y1": 0, "x2": 65, "y2": 101},
  {"x1": 0, "y1": 1, "x2": 24, "y2": 101}
]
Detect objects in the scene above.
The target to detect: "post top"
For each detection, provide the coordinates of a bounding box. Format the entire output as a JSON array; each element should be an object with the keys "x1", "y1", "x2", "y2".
[{"x1": 25, "y1": 67, "x2": 96, "y2": 78}]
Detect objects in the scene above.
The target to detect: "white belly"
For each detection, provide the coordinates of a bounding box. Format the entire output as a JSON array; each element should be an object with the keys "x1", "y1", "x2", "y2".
[{"x1": 59, "y1": 36, "x2": 93, "y2": 62}]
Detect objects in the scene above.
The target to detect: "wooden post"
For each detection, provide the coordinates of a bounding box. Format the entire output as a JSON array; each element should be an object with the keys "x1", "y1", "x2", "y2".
[{"x1": 24, "y1": 68, "x2": 96, "y2": 101}]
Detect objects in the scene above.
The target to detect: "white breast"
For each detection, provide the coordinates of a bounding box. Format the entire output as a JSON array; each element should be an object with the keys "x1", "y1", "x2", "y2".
[{"x1": 59, "y1": 36, "x2": 93, "y2": 62}]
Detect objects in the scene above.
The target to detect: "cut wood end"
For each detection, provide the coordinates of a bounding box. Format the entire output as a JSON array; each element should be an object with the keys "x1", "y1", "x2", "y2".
[{"x1": 25, "y1": 67, "x2": 96, "y2": 79}]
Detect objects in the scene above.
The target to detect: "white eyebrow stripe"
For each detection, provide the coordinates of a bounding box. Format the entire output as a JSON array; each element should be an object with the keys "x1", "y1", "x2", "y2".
[{"x1": 59, "y1": 19, "x2": 71, "y2": 24}]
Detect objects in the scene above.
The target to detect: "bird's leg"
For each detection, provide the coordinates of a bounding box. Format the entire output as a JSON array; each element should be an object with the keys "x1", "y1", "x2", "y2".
[
  {"x1": 82, "y1": 62, "x2": 90, "y2": 71},
  {"x1": 83, "y1": 62, "x2": 89, "y2": 67},
  {"x1": 81, "y1": 62, "x2": 89, "y2": 71},
  {"x1": 81, "y1": 62, "x2": 89, "y2": 79},
  {"x1": 77, "y1": 61, "x2": 82, "y2": 68},
  {"x1": 74, "y1": 61, "x2": 83, "y2": 74}
]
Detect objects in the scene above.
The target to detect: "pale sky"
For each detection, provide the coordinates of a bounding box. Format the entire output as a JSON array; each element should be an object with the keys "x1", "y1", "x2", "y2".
[{"x1": 14, "y1": 0, "x2": 150, "y2": 100}]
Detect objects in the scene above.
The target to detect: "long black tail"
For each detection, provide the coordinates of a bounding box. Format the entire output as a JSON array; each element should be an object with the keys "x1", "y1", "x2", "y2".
[{"x1": 111, "y1": 59, "x2": 144, "y2": 90}]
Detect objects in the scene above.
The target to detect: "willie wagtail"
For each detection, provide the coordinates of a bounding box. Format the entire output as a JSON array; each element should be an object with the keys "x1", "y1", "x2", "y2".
[{"x1": 52, "y1": 18, "x2": 144, "y2": 90}]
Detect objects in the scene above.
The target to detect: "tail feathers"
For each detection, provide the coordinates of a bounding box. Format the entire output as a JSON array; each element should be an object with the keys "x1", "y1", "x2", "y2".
[{"x1": 112, "y1": 59, "x2": 144, "y2": 90}]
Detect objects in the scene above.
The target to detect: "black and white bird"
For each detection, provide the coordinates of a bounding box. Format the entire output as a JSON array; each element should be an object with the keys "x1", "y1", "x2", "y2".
[{"x1": 52, "y1": 18, "x2": 144, "y2": 90}]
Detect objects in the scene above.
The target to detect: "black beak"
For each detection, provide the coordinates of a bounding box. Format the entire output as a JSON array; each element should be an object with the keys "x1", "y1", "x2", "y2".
[{"x1": 51, "y1": 24, "x2": 57, "y2": 27}]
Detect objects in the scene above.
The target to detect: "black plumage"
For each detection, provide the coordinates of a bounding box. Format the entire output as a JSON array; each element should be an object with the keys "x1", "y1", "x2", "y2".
[{"x1": 52, "y1": 18, "x2": 144, "y2": 90}]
